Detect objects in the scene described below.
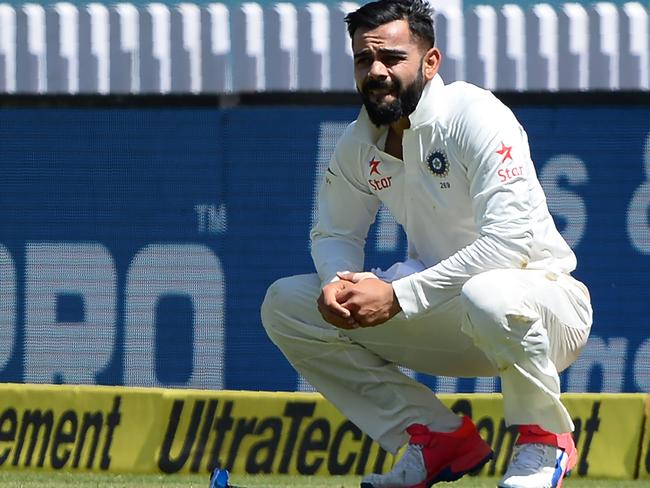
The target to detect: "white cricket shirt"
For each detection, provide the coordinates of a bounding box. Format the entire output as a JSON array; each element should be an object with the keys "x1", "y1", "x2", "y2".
[{"x1": 310, "y1": 75, "x2": 576, "y2": 318}]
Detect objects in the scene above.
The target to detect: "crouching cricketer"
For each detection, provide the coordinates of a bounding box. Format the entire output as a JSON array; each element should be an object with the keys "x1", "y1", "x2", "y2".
[{"x1": 261, "y1": 1, "x2": 593, "y2": 487}]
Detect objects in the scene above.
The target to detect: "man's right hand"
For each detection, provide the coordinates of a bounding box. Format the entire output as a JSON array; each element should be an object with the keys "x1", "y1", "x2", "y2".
[{"x1": 317, "y1": 281, "x2": 358, "y2": 329}]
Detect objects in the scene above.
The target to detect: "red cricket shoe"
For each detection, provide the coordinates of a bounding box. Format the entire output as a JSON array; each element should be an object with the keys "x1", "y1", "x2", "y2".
[
  {"x1": 361, "y1": 416, "x2": 494, "y2": 488},
  {"x1": 498, "y1": 425, "x2": 577, "y2": 488}
]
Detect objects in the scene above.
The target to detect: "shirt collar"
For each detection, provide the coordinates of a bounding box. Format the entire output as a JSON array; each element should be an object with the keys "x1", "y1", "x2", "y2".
[
  {"x1": 408, "y1": 74, "x2": 445, "y2": 129},
  {"x1": 353, "y1": 74, "x2": 445, "y2": 145}
]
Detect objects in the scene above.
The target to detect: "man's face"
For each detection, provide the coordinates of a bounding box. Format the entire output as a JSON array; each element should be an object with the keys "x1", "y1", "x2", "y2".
[{"x1": 352, "y1": 19, "x2": 433, "y2": 127}]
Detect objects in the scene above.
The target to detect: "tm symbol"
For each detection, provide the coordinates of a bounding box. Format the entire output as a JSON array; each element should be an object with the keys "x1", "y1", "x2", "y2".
[{"x1": 195, "y1": 204, "x2": 227, "y2": 234}]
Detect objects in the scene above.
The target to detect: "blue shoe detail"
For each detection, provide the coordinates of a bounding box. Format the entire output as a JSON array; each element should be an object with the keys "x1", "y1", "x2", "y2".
[
  {"x1": 210, "y1": 468, "x2": 230, "y2": 488},
  {"x1": 551, "y1": 451, "x2": 566, "y2": 488},
  {"x1": 429, "y1": 451, "x2": 493, "y2": 486}
]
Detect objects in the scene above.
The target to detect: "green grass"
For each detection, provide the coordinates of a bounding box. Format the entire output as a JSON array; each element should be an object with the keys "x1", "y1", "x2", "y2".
[{"x1": 0, "y1": 472, "x2": 646, "y2": 488}]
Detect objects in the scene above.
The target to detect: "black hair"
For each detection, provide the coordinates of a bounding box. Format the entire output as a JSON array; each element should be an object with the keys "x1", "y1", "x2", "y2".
[{"x1": 345, "y1": 0, "x2": 435, "y2": 48}]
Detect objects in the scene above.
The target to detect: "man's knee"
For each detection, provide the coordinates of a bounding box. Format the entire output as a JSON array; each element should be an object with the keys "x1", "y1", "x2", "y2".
[
  {"x1": 261, "y1": 276, "x2": 294, "y2": 332},
  {"x1": 460, "y1": 271, "x2": 540, "y2": 350},
  {"x1": 461, "y1": 271, "x2": 513, "y2": 327},
  {"x1": 261, "y1": 274, "x2": 320, "y2": 336}
]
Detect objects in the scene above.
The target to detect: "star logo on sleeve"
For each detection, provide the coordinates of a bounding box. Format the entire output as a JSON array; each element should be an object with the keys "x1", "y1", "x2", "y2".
[
  {"x1": 496, "y1": 142, "x2": 513, "y2": 164},
  {"x1": 369, "y1": 158, "x2": 382, "y2": 175}
]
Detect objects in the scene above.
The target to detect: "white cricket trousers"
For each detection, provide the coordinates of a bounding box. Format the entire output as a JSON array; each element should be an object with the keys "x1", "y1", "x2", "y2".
[{"x1": 261, "y1": 268, "x2": 592, "y2": 453}]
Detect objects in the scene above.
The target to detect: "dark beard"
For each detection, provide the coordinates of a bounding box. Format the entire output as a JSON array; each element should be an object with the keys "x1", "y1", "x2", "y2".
[{"x1": 359, "y1": 68, "x2": 425, "y2": 127}]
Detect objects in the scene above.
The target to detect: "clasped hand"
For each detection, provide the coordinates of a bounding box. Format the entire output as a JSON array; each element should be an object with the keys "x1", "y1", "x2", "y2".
[{"x1": 316, "y1": 271, "x2": 402, "y2": 329}]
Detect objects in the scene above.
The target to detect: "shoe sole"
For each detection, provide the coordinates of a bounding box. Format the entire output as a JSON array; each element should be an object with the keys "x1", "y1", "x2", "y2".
[
  {"x1": 497, "y1": 458, "x2": 575, "y2": 488},
  {"x1": 497, "y1": 471, "x2": 571, "y2": 488},
  {"x1": 360, "y1": 451, "x2": 494, "y2": 488}
]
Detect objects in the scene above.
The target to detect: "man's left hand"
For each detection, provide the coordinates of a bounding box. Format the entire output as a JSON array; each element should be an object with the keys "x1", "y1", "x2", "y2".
[{"x1": 336, "y1": 272, "x2": 402, "y2": 327}]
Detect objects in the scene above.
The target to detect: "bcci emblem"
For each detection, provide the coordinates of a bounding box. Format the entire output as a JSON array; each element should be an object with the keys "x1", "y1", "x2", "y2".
[{"x1": 426, "y1": 150, "x2": 449, "y2": 177}]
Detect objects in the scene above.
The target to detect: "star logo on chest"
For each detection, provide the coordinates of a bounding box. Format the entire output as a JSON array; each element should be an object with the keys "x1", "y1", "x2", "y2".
[
  {"x1": 496, "y1": 142, "x2": 513, "y2": 163},
  {"x1": 369, "y1": 158, "x2": 382, "y2": 175}
]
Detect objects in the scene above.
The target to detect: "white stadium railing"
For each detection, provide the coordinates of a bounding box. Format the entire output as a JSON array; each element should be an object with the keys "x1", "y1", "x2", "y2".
[
  {"x1": 526, "y1": 3, "x2": 558, "y2": 91},
  {"x1": 0, "y1": 1, "x2": 649, "y2": 94},
  {"x1": 620, "y1": 1, "x2": 649, "y2": 88},
  {"x1": 465, "y1": 5, "x2": 497, "y2": 89},
  {"x1": 297, "y1": 2, "x2": 329, "y2": 91}
]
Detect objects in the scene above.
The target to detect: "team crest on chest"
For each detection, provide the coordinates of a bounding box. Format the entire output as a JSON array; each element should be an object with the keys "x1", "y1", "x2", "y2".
[{"x1": 426, "y1": 150, "x2": 449, "y2": 178}]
